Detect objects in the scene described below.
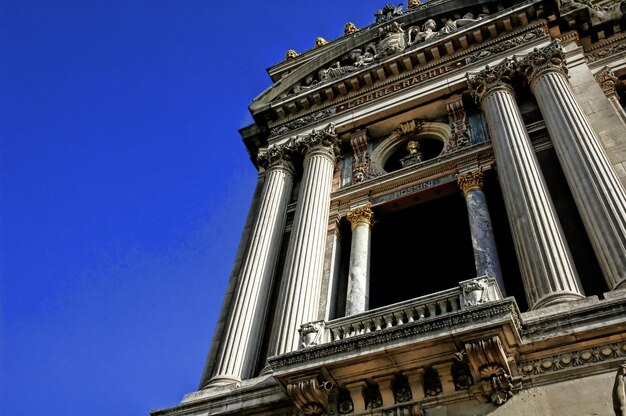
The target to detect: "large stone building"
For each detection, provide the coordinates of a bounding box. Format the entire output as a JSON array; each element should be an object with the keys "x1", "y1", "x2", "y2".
[{"x1": 152, "y1": 1, "x2": 626, "y2": 415}]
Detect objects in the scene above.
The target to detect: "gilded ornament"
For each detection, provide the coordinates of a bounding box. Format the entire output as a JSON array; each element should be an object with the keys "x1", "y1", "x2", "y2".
[
  {"x1": 406, "y1": 140, "x2": 420, "y2": 155},
  {"x1": 343, "y1": 22, "x2": 358, "y2": 36},
  {"x1": 314, "y1": 37, "x2": 328, "y2": 48},
  {"x1": 285, "y1": 49, "x2": 299, "y2": 60},
  {"x1": 407, "y1": 0, "x2": 423, "y2": 9},
  {"x1": 346, "y1": 204, "x2": 374, "y2": 229},
  {"x1": 457, "y1": 169, "x2": 485, "y2": 196}
]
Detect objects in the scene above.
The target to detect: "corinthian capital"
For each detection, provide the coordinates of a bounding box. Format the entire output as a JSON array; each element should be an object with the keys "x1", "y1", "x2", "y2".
[
  {"x1": 456, "y1": 169, "x2": 484, "y2": 196},
  {"x1": 517, "y1": 41, "x2": 568, "y2": 88},
  {"x1": 346, "y1": 203, "x2": 374, "y2": 229},
  {"x1": 257, "y1": 139, "x2": 296, "y2": 173},
  {"x1": 297, "y1": 123, "x2": 341, "y2": 160},
  {"x1": 466, "y1": 60, "x2": 516, "y2": 104}
]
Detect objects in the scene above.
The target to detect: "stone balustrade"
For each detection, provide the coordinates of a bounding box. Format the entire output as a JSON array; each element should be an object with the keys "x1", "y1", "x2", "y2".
[{"x1": 300, "y1": 276, "x2": 503, "y2": 347}]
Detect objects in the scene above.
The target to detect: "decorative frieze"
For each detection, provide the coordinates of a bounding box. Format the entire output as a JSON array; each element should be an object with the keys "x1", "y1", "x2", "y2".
[
  {"x1": 270, "y1": 108, "x2": 336, "y2": 137},
  {"x1": 519, "y1": 342, "x2": 626, "y2": 376},
  {"x1": 586, "y1": 39, "x2": 626, "y2": 62},
  {"x1": 466, "y1": 27, "x2": 547, "y2": 64}
]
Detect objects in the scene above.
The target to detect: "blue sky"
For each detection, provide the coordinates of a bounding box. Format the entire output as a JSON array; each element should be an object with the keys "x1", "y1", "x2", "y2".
[{"x1": 0, "y1": 1, "x2": 386, "y2": 415}]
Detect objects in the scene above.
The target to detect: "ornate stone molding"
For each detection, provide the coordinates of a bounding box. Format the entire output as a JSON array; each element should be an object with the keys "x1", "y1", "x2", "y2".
[
  {"x1": 258, "y1": 140, "x2": 296, "y2": 173},
  {"x1": 466, "y1": 60, "x2": 517, "y2": 104},
  {"x1": 464, "y1": 336, "x2": 521, "y2": 405},
  {"x1": 350, "y1": 131, "x2": 380, "y2": 184},
  {"x1": 270, "y1": 108, "x2": 336, "y2": 138},
  {"x1": 517, "y1": 41, "x2": 568, "y2": 89},
  {"x1": 586, "y1": 39, "x2": 626, "y2": 63},
  {"x1": 519, "y1": 342, "x2": 626, "y2": 377},
  {"x1": 466, "y1": 27, "x2": 546, "y2": 64},
  {"x1": 595, "y1": 66, "x2": 619, "y2": 97},
  {"x1": 445, "y1": 97, "x2": 471, "y2": 151},
  {"x1": 346, "y1": 203, "x2": 374, "y2": 230},
  {"x1": 456, "y1": 169, "x2": 484, "y2": 196},
  {"x1": 286, "y1": 376, "x2": 334, "y2": 416}
]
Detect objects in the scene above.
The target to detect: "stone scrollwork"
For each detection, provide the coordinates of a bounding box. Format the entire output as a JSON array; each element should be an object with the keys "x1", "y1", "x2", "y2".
[
  {"x1": 287, "y1": 376, "x2": 335, "y2": 416},
  {"x1": 459, "y1": 276, "x2": 502, "y2": 307},
  {"x1": 464, "y1": 336, "x2": 521, "y2": 405},
  {"x1": 299, "y1": 320, "x2": 325, "y2": 348},
  {"x1": 445, "y1": 97, "x2": 471, "y2": 150}
]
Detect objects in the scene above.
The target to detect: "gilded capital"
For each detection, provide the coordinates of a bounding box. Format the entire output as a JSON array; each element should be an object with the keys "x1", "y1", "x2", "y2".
[
  {"x1": 257, "y1": 140, "x2": 296, "y2": 174},
  {"x1": 344, "y1": 22, "x2": 358, "y2": 36},
  {"x1": 517, "y1": 41, "x2": 568, "y2": 89},
  {"x1": 346, "y1": 204, "x2": 374, "y2": 229},
  {"x1": 466, "y1": 60, "x2": 516, "y2": 105},
  {"x1": 457, "y1": 169, "x2": 485, "y2": 196}
]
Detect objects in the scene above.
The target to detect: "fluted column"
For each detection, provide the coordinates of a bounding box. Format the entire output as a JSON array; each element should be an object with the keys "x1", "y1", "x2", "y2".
[
  {"x1": 206, "y1": 144, "x2": 295, "y2": 387},
  {"x1": 345, "y1": 204, "x2": 374, "y2": 316},
  {"x1": 521, "y1": 44, "x2": 626, "y2": 290},
  {"x1": 270, "y1": 125, "x2": 339, "y2": 355},
  {"x1": 467, "y1": 62, "x2": 584, "y2": 309},
  {"x1": 456, "y1": 169, "x2": 504, "y2": 293}
]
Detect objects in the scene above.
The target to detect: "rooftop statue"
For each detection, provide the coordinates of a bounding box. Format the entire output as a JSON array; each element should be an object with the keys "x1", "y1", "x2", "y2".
[{"x1": 375, "y1": 3, "x2": 404, "y2": 24}]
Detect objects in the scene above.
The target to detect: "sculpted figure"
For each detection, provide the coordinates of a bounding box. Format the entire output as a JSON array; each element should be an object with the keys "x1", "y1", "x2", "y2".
[
  {"x1": 615, "y1": 362, "x2": 626, "y2": 416},
  {"x1": 571, "y1": 0, "x2": 625, "y2": 25},
  {"x1": 377, "y1": 21, "x2": 406, "y2": 58},
  {"x1": 348, "y1": 46, "x2": 375, "y2": 67},
  {"x1": 375, "y1": 3, "x2": 403, "y2": 23},
  {"x1": 315, "y1": 37, "x2": 328, "y2": 48},
  {"x1": 344, "y1": 22, "x2": 358, "y2": 36},
  {"x1": 408, "y1": 19, "x2": 437, "y2": 45},
  {"x1": 438, "y1": 12, "x2": 482, "y2": 36}
]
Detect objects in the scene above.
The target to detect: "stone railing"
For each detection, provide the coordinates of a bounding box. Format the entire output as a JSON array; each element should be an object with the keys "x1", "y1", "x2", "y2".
[{"x1": 299, "y1": 276, "x2": 503, "y2": 348}]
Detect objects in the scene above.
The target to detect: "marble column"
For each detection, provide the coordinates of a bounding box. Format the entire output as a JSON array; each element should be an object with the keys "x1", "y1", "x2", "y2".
[
  {"x1": 521, "y1": 44, "x2": 626, "y2": 290},
  {"x1": 206, "y1": 144, "x2": 295, "y2": 387},
  {"x1": 467, "y1": 62, "x2": 584, "y2": 309},
  {"x1": 270, "y1": 124, "x2": 339, "y2": 355},
  {"x1": 456, "y1": 169, "x2": 505, "y2": 293},
  {"x1": 345, "y1": 204, "x2": 374, "y2": 316}
]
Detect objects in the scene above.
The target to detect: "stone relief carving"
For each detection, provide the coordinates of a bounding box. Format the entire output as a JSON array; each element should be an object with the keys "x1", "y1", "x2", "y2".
[
  {"x1": 393, "y1": 375, "x2": 413, "y2": 403},
  {"x1": 566, "y1": 0, "x2": 626, "y2": 26},
  {"x1": 270, "y1": 108, "x2": 336, "y2": 137},
  {"x1": 350, "y1": 132, "x2": 380, "y2": 184},
  {"x1": 376, "y1": 22, "x2": 407, "y2": 58},
  {"x1": 375, "y1": 4, "x2": 404, "y2": 24},
  {"x1": 519, "y1": 342, "x2": 626, "y2": 376},
  {"x1": 437, "y1": 12, "x2": 483, "y2": 37},
  {"x1": 465, "y1": 27, "x2": 547, "y2": 64},
  {"x1": 586, "y1": 40, "x2": 626, "y2": 62},
  {"x1": 614, "y1": 361, "x2": 626, "y2": 416},
  {"x1": 287, "y1": 376, "x2": 334, "y2": 416},
  {"x1": 299, "y1": 320, "x2": 325, "y2": 348},
  {"x1": 596, "y1": 66, "x2": 619, "y2": 96},
  {"x1": 464, "y1": 336, "x2": 521, "y2": 405},
  {"x1": 459, "y1": 276, "x2": 502, "y2": 307},
  {"x1": 445, "y1": 97, "x2": 471, "y2": 151},
  {"x1": 407, "y1": 19, "x2": 437, "y2": 46}
]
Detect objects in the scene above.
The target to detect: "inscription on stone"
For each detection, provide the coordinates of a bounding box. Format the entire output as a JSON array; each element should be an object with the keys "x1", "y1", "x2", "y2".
[
  {"x1": 371, "y1": 174, "x2": 456, "y2": 205},
  {"x1": 336, "y1": 61, "x2": 465, "y2": 112}
]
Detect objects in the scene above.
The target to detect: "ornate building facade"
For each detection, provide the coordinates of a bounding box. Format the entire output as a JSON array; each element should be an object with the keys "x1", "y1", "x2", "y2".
[{"x1": 152, "y1": 1, "x2": 626, "y2": 415}]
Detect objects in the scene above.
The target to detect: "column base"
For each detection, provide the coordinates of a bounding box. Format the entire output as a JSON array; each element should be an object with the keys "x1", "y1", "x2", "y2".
[
  {"x1": 531, "y1": 291, "x2": 586, "y2": 310},
  {"x1": 614, "y1": 277, "x2": 626, "y2": 291},
  {"x1": 203, "y1": 375, "x2": 242, "y2": 389}
]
